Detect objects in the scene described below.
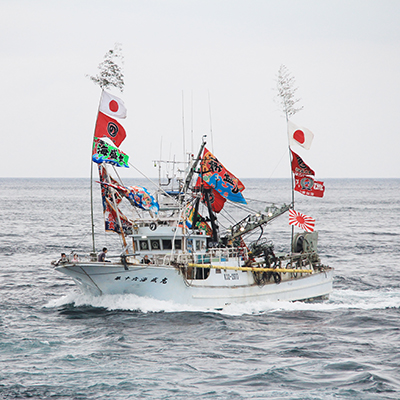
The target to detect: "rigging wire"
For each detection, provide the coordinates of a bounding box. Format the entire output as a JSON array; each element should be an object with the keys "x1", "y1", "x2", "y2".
[
  {"x1": 244, "y1": 197, "x2": 276, "y2": 204},
  {"x1": 218, "y1": 208, "x2": 237, "y2": 226},
  {"x1": 268, "y1": 148, "x2": 288, "y2": 179},
  {"x1": 126, "y1": 161, "x2": 180, "y2": 205},
  {"x1": 225, "y1": 201, "x2": 261, "y2": 215}
]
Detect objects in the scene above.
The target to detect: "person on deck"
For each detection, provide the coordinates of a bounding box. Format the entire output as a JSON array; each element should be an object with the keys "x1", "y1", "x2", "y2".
[
  {"x1": 141, "y1": 255, "x2": 151, "y2": 264},
  {"x1": 52, "y1": 253, "x2": 68, "y2": 266},
  {"x1": 98, "y1": 247, "x2": 109, "y2": 262}
]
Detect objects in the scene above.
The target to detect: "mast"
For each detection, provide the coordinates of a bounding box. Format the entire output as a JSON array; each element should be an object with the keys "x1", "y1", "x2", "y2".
[
  {"x1": 275, "y1": 65, "x2": 303, "y2": 252},
  {"x1": 90, "y1": 156, "x2": 95, "y2": 254},
  {"x1": 182, "y1": 136, "x2": 206, "y2": 194},
  {"x1": 90, "y1": 90, "x2": 104, "y2": 255},
  {"x1": 87, "y1": 44, "x2": 125, "y2": 256},
  {"x1": 287, "y1": 114, "x2": 295, "y2": 250},
  {"x1": 203, "y1": 189, "x2": 219, "y2": 243}
]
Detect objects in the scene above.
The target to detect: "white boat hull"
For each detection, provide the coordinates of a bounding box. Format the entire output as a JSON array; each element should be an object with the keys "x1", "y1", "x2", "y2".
[{"x1": 56, "y1": 261, "x2": 333, "y2": 309}]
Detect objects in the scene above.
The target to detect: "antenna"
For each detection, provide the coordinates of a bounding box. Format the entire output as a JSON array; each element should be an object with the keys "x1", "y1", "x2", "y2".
[
  {"x1": 191, "y1": 90, "x2": 194, "y2": 155},
  {"x1": 208, "y1": 90, "x2": 214, "y2": 153},
  {"x1": 158, "y1": 136, "x2": 163, "y2": 190},
  {"x1": 182, "y1": 90, "x2": 186, "y2": 163}
]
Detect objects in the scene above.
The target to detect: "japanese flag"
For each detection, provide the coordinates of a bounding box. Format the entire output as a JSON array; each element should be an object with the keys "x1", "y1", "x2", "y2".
[
  {"x1": 289, "y1": 209, "x2": 315, "y2": 232},
  {"x1": 99, "y1": 91, "x2": 127, "y2": 119},
  {"x1": 288, "y1": 121, "x2": 314, "y2": 150}
]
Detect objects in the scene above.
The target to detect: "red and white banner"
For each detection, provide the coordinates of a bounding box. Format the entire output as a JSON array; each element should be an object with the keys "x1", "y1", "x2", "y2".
[
  {"x1": 294, "y1": 174, "x2": 325, "y2": 198},
  {"x1": 291, "y1": 149, "x2": 315, "y2": 176},
  {"x1": 289, "y1": 209, "x2": 315, "y2": 232},
  {"x1": 95, "y1": 111, "x2": 126, "y2": 147},
  {"x1": 288, "y1": 121, "x2": 314, "y2": 150},
  {"x1": 100, "y1": 91, "x2": 127, "y2": 119}
]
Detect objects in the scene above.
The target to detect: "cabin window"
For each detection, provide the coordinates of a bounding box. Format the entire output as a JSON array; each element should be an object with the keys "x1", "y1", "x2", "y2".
[
  {"x1": 162, "y1": 239, "x2": 172, "y2": 250},
  {"x1": 196, "y1": 267, "x2": 210, "y2": 279},
  {"x1": 185, "y1": 266, "x2": 210, "y2": 280},
  {"x1": 195, "y1": 240, "x2": 206, "y2": 251},
  {"x1": 187, "y1": 239, "x2": 193, "y2": 253},
  {"x1": 174, "y1": 239, "x2": 182, "y2": 250},
  {"x1": 151, "y1": 239, "x2": 160, "y2": 250},
  {"x1": 139, "y1": 240, "x2": 149, "y2": 251}
]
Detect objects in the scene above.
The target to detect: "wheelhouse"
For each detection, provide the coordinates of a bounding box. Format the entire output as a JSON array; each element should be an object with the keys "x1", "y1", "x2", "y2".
[{"x1": 130, "y1": 225, "x2": 208, "y2": 256}]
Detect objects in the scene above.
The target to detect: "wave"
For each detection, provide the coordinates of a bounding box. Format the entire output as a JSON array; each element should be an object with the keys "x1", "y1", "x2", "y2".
[{"x1": 44, "y1": 288, "x2": 400, "y2": 316}]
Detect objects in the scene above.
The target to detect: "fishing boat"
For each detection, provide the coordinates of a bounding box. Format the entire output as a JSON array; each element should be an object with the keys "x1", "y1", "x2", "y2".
[{"x1": 54, "y1": 90, "x2": 333, "y2": 309}]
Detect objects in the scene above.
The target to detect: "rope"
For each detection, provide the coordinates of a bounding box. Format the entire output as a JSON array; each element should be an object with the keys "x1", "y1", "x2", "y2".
[{"x1": 187, "y1": 263, "x2": 313, "y2": 274}]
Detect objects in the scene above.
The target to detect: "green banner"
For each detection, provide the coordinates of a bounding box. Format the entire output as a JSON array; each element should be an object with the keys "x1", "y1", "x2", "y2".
[{"x1": 92, "y1": 137, "x2": 129, "y2": 168}]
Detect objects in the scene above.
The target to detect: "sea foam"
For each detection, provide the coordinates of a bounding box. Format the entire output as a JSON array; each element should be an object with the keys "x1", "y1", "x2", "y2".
[{"x1": 44, "y1": 287, "x2": 400, "y2": 316}]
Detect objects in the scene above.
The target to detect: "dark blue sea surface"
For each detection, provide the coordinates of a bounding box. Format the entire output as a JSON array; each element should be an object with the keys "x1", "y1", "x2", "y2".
[{"x1": 1, "y1": 178, "x2": 399, "y2": 399}]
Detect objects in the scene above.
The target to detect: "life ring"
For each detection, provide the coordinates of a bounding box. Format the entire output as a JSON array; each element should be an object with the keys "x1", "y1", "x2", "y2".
[{"x1": 149, "y1": 222, "x2": 157, "y2": 231}]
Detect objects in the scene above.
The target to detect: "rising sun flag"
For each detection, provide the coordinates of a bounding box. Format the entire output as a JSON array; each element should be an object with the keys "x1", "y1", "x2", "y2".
[{"x1": 289, "y1": 209, "x2": 315, "y2": 232}]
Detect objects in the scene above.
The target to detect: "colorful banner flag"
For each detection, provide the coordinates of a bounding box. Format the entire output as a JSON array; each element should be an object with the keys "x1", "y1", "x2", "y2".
[
  {"x1": 92, "y1": 138, "x2": 129, "y2": 167},
  {"x1": 103, "y1": 197, "x2": 133, "y2": 235},
  {"x1": 288, "y1": 121, "x2": 314, "y2": 150},
  {"x1": 294, "y1": 174, "x2": 325, "y2": 198},
  {"x1": 291, "y1": 149, "x2": 314, "y2": 176},
  {"x1": 200, "y1": 148, "x2": 246, "y2": 204},
  {"x1": 183, "y1": 204, "x2": 212, "y2": 235},
  {"x1": 95, "y1": 111, "x2": 126, "y2": 147},
  {"x1": 194, "y1": 177, "x2": 226, "y2": 213},
  {"x1": 98, "y1": 165, "x2": 132, "y2": 235},
  {"x1": 289, "y1": 209, "x2": 315, "y2": 232},
  {"x1": 100, "y1": 91, "x2": 127, "y2": 119},
  {"x1": 98, "y1": 164, "x2": 123, "y2": 205},
  {"x1": 100, "y1": 181, "x2": 159, "y2": 215},
  {"x1": 125, "y1": 185, "x2": 159, "y2": 215}
]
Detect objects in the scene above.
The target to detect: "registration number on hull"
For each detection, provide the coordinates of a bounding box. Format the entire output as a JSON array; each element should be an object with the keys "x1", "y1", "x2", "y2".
[{"x1": 224, "y1": 273, "x2": 239, "y2": 281}]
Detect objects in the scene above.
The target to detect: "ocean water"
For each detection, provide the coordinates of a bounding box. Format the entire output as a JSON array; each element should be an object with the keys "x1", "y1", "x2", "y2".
[{"x1": 1, "y1": 177, "x2": 400, "y2": 399}]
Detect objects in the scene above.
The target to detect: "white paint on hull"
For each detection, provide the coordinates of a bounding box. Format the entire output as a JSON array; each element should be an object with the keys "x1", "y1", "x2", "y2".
[{"x1": 56, "y1": 261, "x2": 333, "y2": 309}]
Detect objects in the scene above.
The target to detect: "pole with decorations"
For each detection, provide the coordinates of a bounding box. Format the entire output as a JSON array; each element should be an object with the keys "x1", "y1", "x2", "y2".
[
  {"x1": 275, "y1": 65, "x2": 325, "y2": 251},
  {"x1": 275, "y1": 65, "x2": 303, "y2": 249},
  {"x1": 87, "y1": 44, "x2": 125, "y2": 257}
]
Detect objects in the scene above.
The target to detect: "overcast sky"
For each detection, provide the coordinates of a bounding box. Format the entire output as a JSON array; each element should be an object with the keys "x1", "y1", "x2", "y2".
[{"x1": 1, "y1": 0, "x2": 400, "y2": 179}]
